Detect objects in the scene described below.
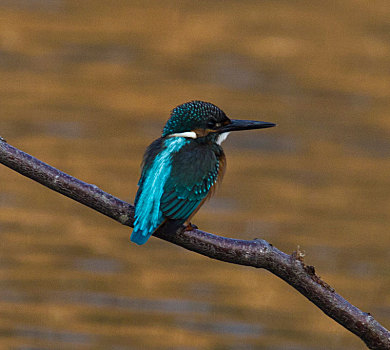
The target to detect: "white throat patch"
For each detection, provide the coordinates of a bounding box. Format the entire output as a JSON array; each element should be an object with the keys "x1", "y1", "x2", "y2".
[
  {"x1": 217, "y1": 132, "x2": 230, "y2": 145},
  {"x1": 170, "y1": 131, "x2": 197, "y2": 139}
]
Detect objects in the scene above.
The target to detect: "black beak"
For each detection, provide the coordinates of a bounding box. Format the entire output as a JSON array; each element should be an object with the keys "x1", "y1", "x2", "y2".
[{"x1": 218, "y1": 119, "x2": 276, "y2": 133}]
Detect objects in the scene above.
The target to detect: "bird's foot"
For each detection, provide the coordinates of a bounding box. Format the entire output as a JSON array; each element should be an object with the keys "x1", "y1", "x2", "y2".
[{"x1": 184, "y1": 222, "x2": 198, "y2": 231}]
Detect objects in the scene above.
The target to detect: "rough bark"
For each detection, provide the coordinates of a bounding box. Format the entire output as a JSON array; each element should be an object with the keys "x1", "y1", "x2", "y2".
[{"x1": 0, "y1": 138, "x2": 389, "y2": 349}]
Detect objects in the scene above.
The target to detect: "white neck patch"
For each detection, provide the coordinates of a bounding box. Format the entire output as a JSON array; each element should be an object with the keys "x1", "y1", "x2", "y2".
[
  {"x1": 170, "y1": 131, "x2": 230, "y2": 144},
  {"x1": 217, "y1": 132, "x2": 230, "y2": 145},
  {"x1": 170, "y1": 131, "x2": 197, "y2": 139}
]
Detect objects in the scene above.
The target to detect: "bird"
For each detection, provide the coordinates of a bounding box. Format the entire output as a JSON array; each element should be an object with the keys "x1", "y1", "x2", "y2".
[{"x1": 131, "y1": 101, "x2": 276, "y2": 245}]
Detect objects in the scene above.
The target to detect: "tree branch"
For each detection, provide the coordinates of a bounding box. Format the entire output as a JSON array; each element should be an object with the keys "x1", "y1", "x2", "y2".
[{"x1": 0, "y1": 138, "x2": 389, "y2": 350}]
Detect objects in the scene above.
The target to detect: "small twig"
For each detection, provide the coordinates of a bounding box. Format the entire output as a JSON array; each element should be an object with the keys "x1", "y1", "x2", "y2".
[{"x1": 0, "y1": 139, "x2": 389, "y2": 350}]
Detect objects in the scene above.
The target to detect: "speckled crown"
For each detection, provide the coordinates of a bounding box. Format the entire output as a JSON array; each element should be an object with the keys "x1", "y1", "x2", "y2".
[{"x1": 162, "y1": 101, "x2": 226, "y2": 137}]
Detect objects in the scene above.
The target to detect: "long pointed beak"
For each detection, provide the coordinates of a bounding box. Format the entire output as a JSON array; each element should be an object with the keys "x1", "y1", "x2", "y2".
[{"x1": 218, "y1": 119, "x2": 276, "y2": 133}]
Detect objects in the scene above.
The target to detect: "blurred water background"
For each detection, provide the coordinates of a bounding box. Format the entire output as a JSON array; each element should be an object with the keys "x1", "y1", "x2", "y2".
[{"x1": 0, "y1": 1, "x2": 390, "y2": 349}]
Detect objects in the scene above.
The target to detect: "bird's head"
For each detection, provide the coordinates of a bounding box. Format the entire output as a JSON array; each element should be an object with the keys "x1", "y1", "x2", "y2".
[{"x1": 162, "y1": 101, "x2": 275, "y2": 144}]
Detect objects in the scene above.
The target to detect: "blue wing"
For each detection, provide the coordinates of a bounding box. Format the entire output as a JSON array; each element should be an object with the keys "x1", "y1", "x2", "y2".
[
  {"x1": 160, "y1": 142, "x2": 223, "y2": 222},
  {"x1": 131, "y1": 137, "x2": 189, "y2": 245}
]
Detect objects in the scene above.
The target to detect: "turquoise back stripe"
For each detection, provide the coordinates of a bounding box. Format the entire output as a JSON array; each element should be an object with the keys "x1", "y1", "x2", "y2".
[{"x1": 132, "y1": 137, "x2": 189, "y2": 244}]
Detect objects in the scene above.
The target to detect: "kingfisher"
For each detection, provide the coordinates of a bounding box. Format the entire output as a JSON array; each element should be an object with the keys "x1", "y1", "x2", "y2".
[{"x1": 131, "y1": 101, "x2": 276, "y2": 245}]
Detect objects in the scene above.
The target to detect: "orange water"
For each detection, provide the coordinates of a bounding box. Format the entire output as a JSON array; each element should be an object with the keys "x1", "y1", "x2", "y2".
[{"x1": 0, "y1": 1, "x2": 389, "y2": 349}]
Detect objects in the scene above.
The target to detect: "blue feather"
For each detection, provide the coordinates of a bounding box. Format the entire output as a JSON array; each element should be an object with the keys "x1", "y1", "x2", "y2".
[
  {"x1": 174, "y1": 200, "x2": 200, "y2": 219},
  {"x1": 131, "y1": 137, "x2": 189, "y2": 245},
  {"x1": 159, "y1": 143, "x2": 221, "y2": 221}
]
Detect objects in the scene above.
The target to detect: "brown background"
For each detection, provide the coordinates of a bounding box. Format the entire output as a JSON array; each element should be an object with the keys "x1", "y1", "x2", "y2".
[{"x1": 0, "y1": 1, "x2": 389, "y2": 349}]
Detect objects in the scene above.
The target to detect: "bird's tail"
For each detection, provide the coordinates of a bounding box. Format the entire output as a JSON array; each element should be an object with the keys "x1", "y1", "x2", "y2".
[
  {"x1": 130, "y1": 229, "x2": 152, "y2": 245},
  {"x1": 130, "y1": 219, "x2": 184, "y2": 245}
]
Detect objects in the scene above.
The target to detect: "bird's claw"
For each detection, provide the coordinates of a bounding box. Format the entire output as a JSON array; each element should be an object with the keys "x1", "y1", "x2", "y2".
[{"x1": 185, "y1": 222, "x2": 198, "y2": 231}]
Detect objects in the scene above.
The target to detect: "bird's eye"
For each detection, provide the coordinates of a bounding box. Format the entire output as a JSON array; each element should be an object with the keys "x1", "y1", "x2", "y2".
[
  {"x1": 207, "y1": 120, "x2": 216, "y2": 128},
  {"x1": 207, "y1": 119, "x2": 222, "y2": 129}
]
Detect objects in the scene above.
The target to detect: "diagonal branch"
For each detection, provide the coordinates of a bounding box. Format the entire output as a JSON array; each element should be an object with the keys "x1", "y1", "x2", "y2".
[{"x1": 0, "y1": 138, "x2": 389, "y2": 350}]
